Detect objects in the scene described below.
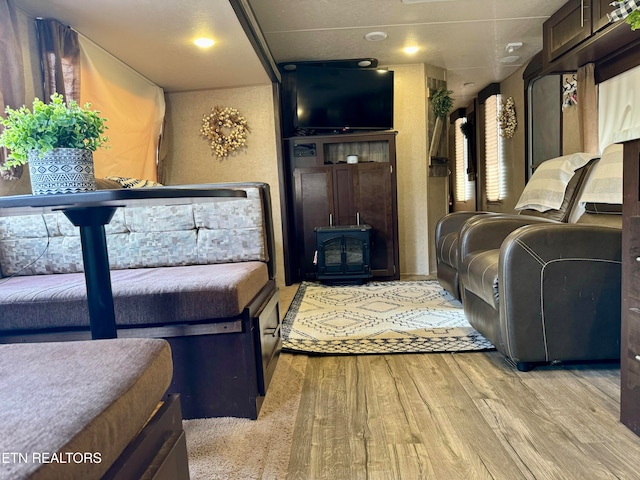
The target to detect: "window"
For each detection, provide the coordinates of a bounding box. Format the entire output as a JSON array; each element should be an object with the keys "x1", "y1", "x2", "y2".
[
  {"x1": 454, "y1": 117, "x2": 470, "y2": 202},
  {"x1": 484, "y1": 94, "x2": 505, "y2": 202}
]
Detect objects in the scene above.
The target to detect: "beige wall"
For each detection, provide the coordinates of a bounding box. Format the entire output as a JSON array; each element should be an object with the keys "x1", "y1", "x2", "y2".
[
  {"x1": 163, "y1": 85, "x2": 285, "y2": 286},
  {"x1": 149, "y1": 64, "x2": 451, "y2": 281},
  {"x1": 386, "y1": 64, "x2": 430, "y2": 277}
]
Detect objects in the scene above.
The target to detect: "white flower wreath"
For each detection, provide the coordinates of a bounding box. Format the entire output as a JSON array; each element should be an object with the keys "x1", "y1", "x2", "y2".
[
  {"x1": 200, "y1": 106, "x2": 250, "y2": 157},
  {"x1": 499, "y1": 97, "x2": 517, "y2": 139}
]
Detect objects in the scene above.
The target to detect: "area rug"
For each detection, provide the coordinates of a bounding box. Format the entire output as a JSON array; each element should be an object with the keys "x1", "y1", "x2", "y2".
[{"x1": 282, "y1": 280, "x2": 494, "y2": 354}]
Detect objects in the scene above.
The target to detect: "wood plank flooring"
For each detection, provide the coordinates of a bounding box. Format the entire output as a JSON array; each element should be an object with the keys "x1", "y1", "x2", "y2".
[
  {"x1": 280, "y1": 284, "x2": 640, "y2": 479},
  {"x1": 287, "y1": 352, "x2": 640, "y2": 480}
]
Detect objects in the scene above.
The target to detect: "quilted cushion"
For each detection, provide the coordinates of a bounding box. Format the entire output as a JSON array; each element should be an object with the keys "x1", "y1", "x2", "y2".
[{"x1": 0, "y1": 187, "x2": 267, "y2": 277}]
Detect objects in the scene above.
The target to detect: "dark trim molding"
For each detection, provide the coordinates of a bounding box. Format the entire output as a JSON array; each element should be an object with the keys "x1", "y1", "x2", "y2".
[
  {"x1": 477, "y1": 83, "x2": 500, "y2": 104},
  {"x1": 596, "y1": 41, "x2": 640, "y2": 84},
  {"x1": 229, "y1": 0, "x2": 281, "y2": 84},
  {"x1": 450, "y1": 108, "x2": 466, "y2": 124}
]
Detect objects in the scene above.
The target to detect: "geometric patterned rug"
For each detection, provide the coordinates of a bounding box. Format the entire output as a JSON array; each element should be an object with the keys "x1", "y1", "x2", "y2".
[{"x1": 282, "y1": 280, "x2": 494, "y2": 355}]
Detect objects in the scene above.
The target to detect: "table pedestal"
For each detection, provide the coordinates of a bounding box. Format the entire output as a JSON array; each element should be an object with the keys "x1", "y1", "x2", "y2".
[{"x1": 64, "y1": 206, "x2": 118, "y2": 339}]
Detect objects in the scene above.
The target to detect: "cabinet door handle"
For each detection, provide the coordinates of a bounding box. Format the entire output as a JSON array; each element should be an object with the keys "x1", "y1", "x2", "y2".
[
  {"x1": 264, "y1": 326, "x2": 280, "y2": 337},
  {"x1": 356, "y1": 212, "x2": 361, "y2": 225},
  {"x1": 580, "y1": 0, "x2": 584, "y2": 28},
  {"x1": 329, "y1": 213, "x2": 333, "y2": 226}
]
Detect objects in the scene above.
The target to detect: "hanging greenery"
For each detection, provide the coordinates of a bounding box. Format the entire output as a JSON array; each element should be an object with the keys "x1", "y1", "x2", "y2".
[
  {"x1": 460, "y1": 121, "x2": 472, "y2": 139},
  {"x1": 431, "y1": 88, "x2": 453, "y2": 119}
]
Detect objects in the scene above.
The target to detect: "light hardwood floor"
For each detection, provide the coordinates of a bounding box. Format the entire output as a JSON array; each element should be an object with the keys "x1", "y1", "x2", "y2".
[{"x1": 279, "y1": 283, "x2": 640, "y2": 480}]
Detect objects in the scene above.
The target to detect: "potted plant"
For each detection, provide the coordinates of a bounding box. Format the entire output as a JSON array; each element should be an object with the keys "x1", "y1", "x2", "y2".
[{"x1": 0, "y1": 92, "x2": 108, "y2": 195}]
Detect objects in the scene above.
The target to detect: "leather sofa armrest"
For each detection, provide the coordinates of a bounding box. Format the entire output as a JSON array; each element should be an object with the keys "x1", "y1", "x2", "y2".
[
  {"x1": 435, "y1": 211, "x2": 493, "y2": 244},
  {"x1": 497, "y1": 223, "x2": 622, "y2": 364},
  {"x1": 458, "y1": 214, "x2": 559, "y2": 260}
]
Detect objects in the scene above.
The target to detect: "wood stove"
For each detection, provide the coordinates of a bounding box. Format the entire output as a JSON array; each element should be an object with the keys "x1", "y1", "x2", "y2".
[{"x1": 315, "y1": 225, "x2": 371, "y2": 282}]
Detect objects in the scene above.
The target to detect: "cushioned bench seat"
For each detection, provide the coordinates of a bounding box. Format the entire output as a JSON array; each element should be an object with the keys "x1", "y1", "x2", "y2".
[
  {"x1": 0, "y1": 262, "x2": 269, "y2": 332},
  {"x1": 0, "y1": 338, "x2": 173, "y2": 479}
]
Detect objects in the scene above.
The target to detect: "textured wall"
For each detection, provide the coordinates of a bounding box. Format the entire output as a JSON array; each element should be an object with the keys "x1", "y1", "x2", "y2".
[
  {"x1": 164, "y1": 67, "x2": 446, "y2": 280},
  {"x1": 386, "y1": 64, "x2": 430, "y2": 276},
  {"x1": 162, "y1": 85, "x2": 285, "y2": 286}
]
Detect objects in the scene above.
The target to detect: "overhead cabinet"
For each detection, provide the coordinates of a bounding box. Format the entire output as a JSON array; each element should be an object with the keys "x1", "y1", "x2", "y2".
[
  {"x1": 287, "y1": 131, "x2": 399, "y2": 282},
  {"x1": 543, "y1": 0, "x2": 619, "y2": 63}
]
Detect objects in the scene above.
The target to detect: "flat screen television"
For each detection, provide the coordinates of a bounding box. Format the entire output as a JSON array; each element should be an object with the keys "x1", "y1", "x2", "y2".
[{"x1": 294, "y1": 66, "x2": 394, "y2": 132}]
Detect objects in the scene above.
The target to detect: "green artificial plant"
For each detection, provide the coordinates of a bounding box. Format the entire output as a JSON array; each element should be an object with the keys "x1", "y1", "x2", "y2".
[
  {"x1": 431, "y1": 88, "x2": 454, "y2": 119},
  {"x1": 0, "y1": 93, "x2": 108, "y2": 169}
]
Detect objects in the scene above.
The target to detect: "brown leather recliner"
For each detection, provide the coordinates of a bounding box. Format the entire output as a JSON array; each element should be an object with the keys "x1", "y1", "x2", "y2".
[
  {"x1": 435, "y1": 157, "x2": 596, "y2": 300},
  {"x1": 457, "y1": 147, "x2": 623, "y2": 371}
]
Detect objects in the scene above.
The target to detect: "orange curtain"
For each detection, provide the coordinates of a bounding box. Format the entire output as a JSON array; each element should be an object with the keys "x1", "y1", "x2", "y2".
[{"x1": 78, "y1": 34, "x2": 165, "y2": 181}]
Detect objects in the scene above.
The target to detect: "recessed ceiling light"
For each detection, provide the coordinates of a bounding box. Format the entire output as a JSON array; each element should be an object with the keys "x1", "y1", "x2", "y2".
[
  {"x1": 358, "y1": 60, "x2": 373, "y2": 67},
  {"x1": 283, "y1": 64, "x2": 297, "y2": 71},
  {"x1": 364, "y1": 31, "x2": 388, "y2": 42},
  {"x1": 194, "y1": 38, "x2": 215, "y2": 48},
  {"x1": 403, "y1": 46, "x2": 419, "y2": 55}
]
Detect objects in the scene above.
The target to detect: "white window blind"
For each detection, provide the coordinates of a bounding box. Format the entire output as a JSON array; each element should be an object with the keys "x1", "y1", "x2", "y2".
[
  {"x1": 484, "y1": 94, "x2": 504, "y2": 202},
  {"x1": 454, "y1": 117, "x2": 469, "y2": 202}
]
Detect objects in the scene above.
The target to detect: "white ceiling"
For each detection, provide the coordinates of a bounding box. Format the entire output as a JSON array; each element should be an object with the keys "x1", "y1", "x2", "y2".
[
  {"x1": 249, "y1": 0, "x2": 567, "y2": 107},
  {"x1": 13, "y1": 0, "x2": 566, "y2": 108},
  {"x1": 12, "y1": 0, "x2": 272, "y2": 92}
]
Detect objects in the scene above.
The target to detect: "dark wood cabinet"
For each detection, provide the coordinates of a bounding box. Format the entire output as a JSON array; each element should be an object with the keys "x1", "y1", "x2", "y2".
[
  {"x1": 622, "y1": 139, "x2": 640, "y2": 436},
  {"x1": 542, "y1": 0, "x2": 621, "y2": 64},
  {"x1": 293, "y1": 166, "x2": 333, "y2": 278},
  {"x1": 286, "y1": 131, "x2": 399, "y2": 282},
  {"x1": 353, "y1": 162, "x2": 395, "y2": 277},
  {"x1": 592, "y1": 0, "x2": 616, "y2": 32},
  {"x1": 543, "y1": 0, "x2": 592, "y2": 62}
]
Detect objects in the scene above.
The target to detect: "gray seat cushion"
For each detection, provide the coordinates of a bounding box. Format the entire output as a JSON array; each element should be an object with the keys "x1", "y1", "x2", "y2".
[
  {"x1": 0, "y1": 338, "x2": 172, "y2": 479},
  {"x1": 0, "y1": 262, "x2": 269, "y2": 332}
]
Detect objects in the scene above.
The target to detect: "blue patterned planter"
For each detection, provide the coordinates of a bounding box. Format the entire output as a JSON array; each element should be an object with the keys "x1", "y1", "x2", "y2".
[{"x1": 28, "y1": 148, "x2": 96, "y2": 195}]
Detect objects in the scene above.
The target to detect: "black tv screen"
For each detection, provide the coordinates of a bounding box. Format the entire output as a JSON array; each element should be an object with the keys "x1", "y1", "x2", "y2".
[{"x1": 295, "y1": 66, "x2": 394, "y2": 131}]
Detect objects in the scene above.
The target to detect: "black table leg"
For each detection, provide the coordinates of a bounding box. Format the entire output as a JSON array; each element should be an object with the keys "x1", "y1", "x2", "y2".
[{"x1": 63, "y1": 206, "x2": 118, "y2": 339}]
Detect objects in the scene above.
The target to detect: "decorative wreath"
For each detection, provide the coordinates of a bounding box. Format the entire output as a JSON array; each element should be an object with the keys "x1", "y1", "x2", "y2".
[
  {"x1": 200, "y1": 106, "x2": 250, "y2": 158},
  {"x1": 498, "y1": 97, "x2": 517, "y2": 139}
]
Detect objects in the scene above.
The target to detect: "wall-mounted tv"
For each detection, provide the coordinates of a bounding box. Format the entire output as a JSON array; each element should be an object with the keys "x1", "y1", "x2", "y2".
[{"x1": 294, "y1": 66, "x2": 394, "y2": 132}]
